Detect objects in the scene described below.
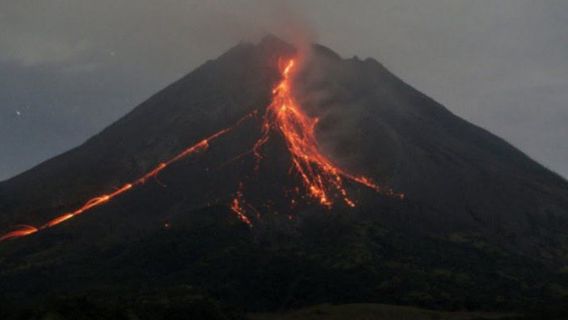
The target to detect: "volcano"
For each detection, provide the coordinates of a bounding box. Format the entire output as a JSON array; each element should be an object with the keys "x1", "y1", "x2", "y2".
[{"x1": 1, "y1": 36, "x2": 567, "y2": 316}]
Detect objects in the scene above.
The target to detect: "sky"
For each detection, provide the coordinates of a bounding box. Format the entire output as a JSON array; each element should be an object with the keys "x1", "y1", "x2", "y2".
[{"x1": 1, "y1": 0, "x2": 567, "y2": 181}]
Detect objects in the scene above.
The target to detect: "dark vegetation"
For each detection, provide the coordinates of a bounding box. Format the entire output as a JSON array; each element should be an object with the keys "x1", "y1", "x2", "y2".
[{"x1": 1, "y1": 206, "x2": 567, "y2": 318}]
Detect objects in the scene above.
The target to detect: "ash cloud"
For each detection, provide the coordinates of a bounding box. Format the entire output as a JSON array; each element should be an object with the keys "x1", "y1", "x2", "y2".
[{"x1": 0, "y1": 0, "x2": 315, "y2": 76}]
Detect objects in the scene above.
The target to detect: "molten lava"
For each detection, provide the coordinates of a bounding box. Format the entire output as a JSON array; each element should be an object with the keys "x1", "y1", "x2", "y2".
[
  {"x1": 230, "y1": 198, "x2": 253, "y2": 227},
  {"x1": 0, "y1": 57, "x2": 402, "y2": 244},
  {"x1": 250, "y1": 59, "x2": 399, "y2": 209},
  {"x1": 0, "y1": 225, "x2": 38, "y2": 242},
  {"x1": 0, "y1": 112, "x2": 255, "y2": 242}
]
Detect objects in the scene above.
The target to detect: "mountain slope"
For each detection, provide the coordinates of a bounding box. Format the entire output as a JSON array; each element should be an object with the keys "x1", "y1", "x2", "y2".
[{"x1": 294, "y1": 47, "x2": 568, "y2": 258}]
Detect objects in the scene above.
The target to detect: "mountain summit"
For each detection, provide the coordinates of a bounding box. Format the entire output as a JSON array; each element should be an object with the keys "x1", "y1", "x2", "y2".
[{"x1": 1, "y1": 36, "x2": 567, "y2": 313}]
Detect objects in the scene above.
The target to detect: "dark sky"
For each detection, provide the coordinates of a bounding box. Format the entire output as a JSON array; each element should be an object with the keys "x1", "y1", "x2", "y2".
[{"x1": 1, "y1": 0, "x2": 567, "y2": 181}]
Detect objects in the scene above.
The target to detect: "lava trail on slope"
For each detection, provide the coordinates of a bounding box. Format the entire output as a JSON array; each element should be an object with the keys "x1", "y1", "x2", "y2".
[
  {"x1": 1, "y1": 57, "x2": 402, "y2": 244},
  {"x1": 0, "y1": 112, "x2": 255, "y2": 242},
  {"x1": 230, "y1": 59, "x2": 402, "y2": 222}
]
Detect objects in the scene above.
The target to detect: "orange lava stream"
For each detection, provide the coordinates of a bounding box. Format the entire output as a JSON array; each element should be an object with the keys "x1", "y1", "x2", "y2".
[
  {"x1": 229, "y1": 183, "x2": 253, "y2": 227},
  {"x1": 0, "y1": 113, "x2": 255, "y2": 242},
  {"x1": 230, "y1": 198, "x2": 253, "y2": 227},
  {"x1": 252, "y1": 59, "x2": 402, "y2": 208},
  {"x1": 0, "y1": 225, "x2": 39, "y2": 242},
  {"x1": 1, "y1": 57, "x2": 404, "y2": 243}
]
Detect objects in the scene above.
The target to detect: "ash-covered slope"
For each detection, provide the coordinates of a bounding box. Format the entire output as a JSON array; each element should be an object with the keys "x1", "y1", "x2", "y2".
[
  {"x1": 294, "y1": 46, "x2": 568, "y2": 257},
  {"x1": 1, "y1": 36, "x2": 567, "y2": 313}
]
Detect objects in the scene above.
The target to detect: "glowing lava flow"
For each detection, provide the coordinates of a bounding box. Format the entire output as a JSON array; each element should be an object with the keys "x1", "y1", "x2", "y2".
[
  {"x1": 1, "y1": 57, "x2": 404, "y2": 243},
  {"x1": 230, "y1": 198, "x2": 253, "y2": 227},
  {"x1": 0, "y1": 113, "x2": 255, "y2": 242},
  {"x1": 0, "y1": 225, "x2": 39, "y2": 242},
  {"x1": 251, "y1": 59, "x2": 402, "y2": 209}
]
